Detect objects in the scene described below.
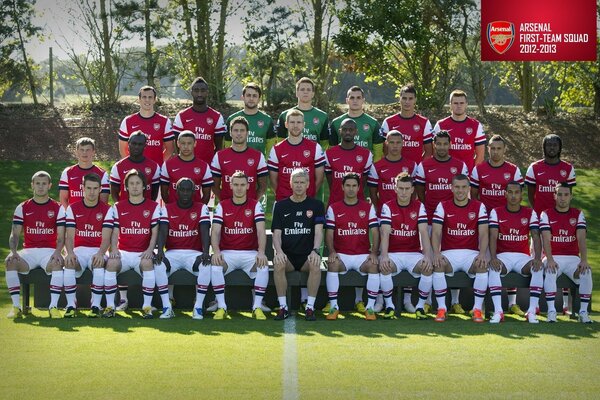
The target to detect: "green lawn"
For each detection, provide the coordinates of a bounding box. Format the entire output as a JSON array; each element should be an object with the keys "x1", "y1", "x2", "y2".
[{"x1": 1, "y1": 162, "x2": 599, "y2": 399}]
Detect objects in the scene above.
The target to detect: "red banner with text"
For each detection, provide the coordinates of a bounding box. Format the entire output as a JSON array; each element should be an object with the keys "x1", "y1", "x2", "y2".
[{"x1": 481, "y1": 0, "x2": 597, "y2": 61}]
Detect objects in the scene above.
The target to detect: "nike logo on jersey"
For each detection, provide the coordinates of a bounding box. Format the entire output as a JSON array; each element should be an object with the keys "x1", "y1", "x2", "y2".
[
  {"x1": 69, "y1": 176, "x2": 78, "y2": 180},
  {"x1": 225, "y1": 212, "x2": 234, "y2": 216},
  {"x1": 26, "y1": 212, "x2": 34, "y2": 216},
  {"x1": 332, "y1": 157, "x2": 340, "y2": 162},
  {"x1": 481, "y1": 175, "x2": 490, "y2": 179},
  {"x1": 447, "y1": 214, "x2": 455, "y2": 218},
  {"x1": 284, "y1": 213, "x2": 291, "y2": 217},
  {"x1": 381, "y1": 169, "x2": 389, "y2": 173},
  {"x1": 281, "y1": 154, "x2": 289, "y2": 158},
  {"x1": 122, "y1": 212, "x2": 129, "y2": 215},
  {"x1": 186, "y1": 118, "x2": 194, "y2": 123},
  {"x1": 428, "y1": 169, "x2": 437, "y2": 173},
  {"x1": 223, "y1": 160, "x2": 232, "y2": 164},
  {"x1": 499, "y1": 220, "x2": 508, "y2": 223},
  {"x1": 132, "y1": 125, "x2": 139, "y2": 129},
  {"x1": 537, "y1": 172, "x2": 546, "y2": 176},
  {"x1": 76, "y1": 214, "x2": 85, "y2": 218},
  {"x1": 172, "y1": 168, "x2": 180, "y2": 172},
  {"x1": 337, "y1": 213, "x2": 345, "y2": 218},
  {"x1": 392, "y1": 213, "x2": 399, "y2": 217},
  {"x1": 550, "y1": 221, "x2": 557, "y2": 224}
]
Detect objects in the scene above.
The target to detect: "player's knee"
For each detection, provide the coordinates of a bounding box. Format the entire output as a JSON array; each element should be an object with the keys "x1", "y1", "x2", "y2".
[{"x1": 140, "y1": 259, "x2": 154, "y2": 271}]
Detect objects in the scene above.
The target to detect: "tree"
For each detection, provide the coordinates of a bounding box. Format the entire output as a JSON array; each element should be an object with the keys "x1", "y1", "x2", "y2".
[{"x1": 0, "y1": 0, "x2": 43, "y2": 103}]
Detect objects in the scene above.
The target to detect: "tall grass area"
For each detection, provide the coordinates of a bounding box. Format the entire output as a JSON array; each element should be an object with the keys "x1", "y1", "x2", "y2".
[{"x1": 1, "y1": 162, "x2": 599, "y2": 399}]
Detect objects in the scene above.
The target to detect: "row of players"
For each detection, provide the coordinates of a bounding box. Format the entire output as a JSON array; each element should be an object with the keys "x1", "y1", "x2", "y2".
[{"x1": 6, "y1": 162, "x2": 592, "y2": 323}]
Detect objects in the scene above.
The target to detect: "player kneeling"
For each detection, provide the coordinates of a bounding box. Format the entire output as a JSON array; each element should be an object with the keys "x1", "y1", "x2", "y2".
[
  {"x1": 103, "y1": 170, "x2": 167, "y2": 319},
  {"x1": 541, "y1": 183, "x2": 593, "y2": 323},
  {"x1": 325, "y1": 173, "x2": 380, "y2": 320},
  {"x1": 210, "y1": 172, "x2": 269, "y2": 320},
  {"x1": 156, "y1": 178, "x2": 212, "y2": 320},
  {"x1": 379, "y1": 173, "x2": 433, "y2": 320},
  {"x1": 488, "y1": 181, "x2": 543, "y2": 323},
  {"x1": 431, "y1": 174, "x2": 489, "y2": 322},
  {"x1": 64, "y1": 173, "x2": 111, "y2": 318}
]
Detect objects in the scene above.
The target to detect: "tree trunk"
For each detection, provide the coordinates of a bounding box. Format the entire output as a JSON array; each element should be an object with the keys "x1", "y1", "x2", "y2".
[
  {"x1": 196, "y1": 0, "x2": 211, "y2": 80},
  {"x1": 144, "y1": 0, "x2": 155, "y2": 87},
  {"x1": 100, "y1": 0, "x2": 116, "y2": 103},
  {"x1": 522, "y1": 62, "x2": 533, "y2": 113},
  {"x1": 594, "y1": 82, "x2": 600, "y2": 118},
  {"x1": 179, "y1": 0, "x2": 199, "y2": 76},
  {"x1": 12, "y1": 0, "x2": 38, "y2": 105},
  {"x1": 214, "y1": 0, "x2": 229, "y2": 103}
]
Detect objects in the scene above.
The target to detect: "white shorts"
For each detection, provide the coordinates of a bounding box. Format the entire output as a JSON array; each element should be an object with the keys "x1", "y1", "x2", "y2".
[
  {"x1": 73, "y1": 246, "x2": 106, "y2": 277},
  {"x1": 165, "y1": 249, "x2": 203, "y2": 276},
  {"x1": 442, "y1": 249, "x2": 479, "y2": 277},
  {"x1": 118, "y1": 251, "x2": 145, "y2": 275},
  {"x1": 222, "y1": 250, "x2": 257, "y2": 279},
  {"x1": 543, "y1": 255, "x2": 581, "y2": 284},
  {"x1": 388, "y1": 252, "x2": 423, "y2": 278},
  {"x1": 17, "y1": 248, "x2": 55, "y2": 274},
  {"x1": 338, "y1": 253, "x2": 369, "y2": 276},
  {"x1": 497, "y1": 252, "x2": 532, "y2": 276}
]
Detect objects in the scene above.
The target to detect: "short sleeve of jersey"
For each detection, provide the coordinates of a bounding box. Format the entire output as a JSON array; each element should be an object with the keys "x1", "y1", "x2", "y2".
[
  {"x1": 65, "y1": 206, "x2": 75, "y2": 228},
  {"x1": 160, "y1": 161, "x2": 169, "y2": 184},
  {"x1": 477, "y1": 203, "x2": 488, "y2": 224},
  {"x1": 314, "y1": 143, "x2": 326, "y2": 167},
  {"x1": 577, "y1": 210, "x2": 587, "y2": 230},
  {"x1": 254, "y1": 201, "x2": 265, "y2": 223},
  {"x1": 172, "y1": 112, "x2": 184, "y2": 133},
  {"x1": 489, "y1": 209, "x2": 499, "y2": 228},
  {"x1": 103, "y1": 206, "x2": 115, "y2": 229},
  {"x1": 539, "y1": 211, "x2": 549, "y2": 230},
  {"x1": 164, "y1": 118, "x2": 175, "y2": 141},
  {"x1": 368, "y1": 204, "x2": 379, "y2": 228},
  {"x1": 325, "y1": 205, "x2": 335, "y2": 229},
  {"x1": 210, "y1": 153, "x2": 222, "y2": 177},
  {"x1": 367, "y1": 164, "x2": 379, "y2": 187},
  {"x1": 109, "y1": 163, "x2": 120, "y2": 186},
  {"x1": 151, "y1": 166, "x2": 161, "y2": 185},
  {"x1": 201, "y1": 166, "x2": 214, "y2": 187},
  {"x1": 418, "y1": 203, "x2": 428, "y2": 224},
  {"x1": 364, "y1": 152, "x2": 374, "y2": 174},
  {"x1": 530, "y1": 210, "x2": 540, "y2": 230},
  {"x1": 470, "y1": 165, "x2": 480, "y2": 188},
  {"x1": 432, "y1": 202, "x2": 445, "y2": 224},
  {"x1": 56, "y1": 207, "x2": 66, "y2": 226},
  {"x1": 414, "y1": 162, "x2": 425, "y2": 185},
  {"x1": 151, "y1": 203, "x2": 161, "y2": 227},
  {"x1": 267, "y1": 146, "x2": 279, "y2": 172},
  {"x1": 513, "y1": 167, "x2": 524, "y2": 185},
  {"x1": 59, "y1": 167, "x2": 69, "y2": 191},
  {"x1": 200, "y1": 204, "x2": 211, "y2": 225},
  {"x1": 118, "y1": 117, "x2": 130, "y2": 141},
  {"x1": 12, "y1": 203, "x2": 24, "y2": 225},
  {"x1": 213, "y1": 203, "x2": 224, "y2": 225},
  {"x1": 380, "y1": 203, "x2": 392, "y2": 225},
  {"x1": 257, "y1": 154, "x2": 268, "y2": 177},
  {"x1": 460, "y1": 162, "x2": 469, "y2": 176},
  {"x1": 524, "y1": 164, "x2": 536, "y2": 186},
  {"x1": 215, "y1": 114, "x2": 227, "y2": 136},
  {"x1": 159, "y1": 205, "x2": 169, "y2": 224},
  {"x1": 474, "y1": 122, "x2": 486, "y2": 146},
  {"x1": 423, "y1": 120, "x2": 433, "y2": 144}
]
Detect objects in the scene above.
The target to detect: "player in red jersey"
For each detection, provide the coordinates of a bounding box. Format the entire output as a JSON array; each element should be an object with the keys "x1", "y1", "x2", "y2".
[
  {"x1": 471, "y1": 134, "x2": 524, "y2": 315},
  {"x1": 432, "y1": 90, "x2": 485, "y2": 172},
  {"x1": 102, "y1": 170, "x2": 165, "y2": 319},
  {"x1": 64, "y1": 173, "x2": 112, "y2": 318},
  {"x1": 6, "y1": 171, "x2": 65, "y2": 319},
  {"x1": 380, "y1": 83, "x2": 433, "y2": 164},
  {"x1": 540, "y1": 183, "x2": 593, "y2": 323},
  {"x1": 59, "y1": 137, "x2": 109, "y2": 207},
  {"x1": 525, "y1": 134, "x2": 576, "y2": 314},
  {"x1": 110, "y1": 131, "x2": 161, "y2": 202},
  {"x1": 268, "y1": 109, "x2": 325, "y2": 201},
  {"x1": 431, "y1": 174, "x2": 489, "y2": 322},
  {"x1": 211, "y1": 116, "x2": 268, "y2": 202},
  {"x1": 488, "y1": 182, "x2": 543, "y2": 323},
  {"x1": 172, "y1": 77, "x2": 227, "y2": 164},
  {"x1": 118, "y1": 85, "x2": 174, "y2": 165},
  {"x1": 156, "y1": 178, "x2": 211, "y2": 320},
  {"x1": 160, "y1": 130, "x2": 213, "y2": 205},
  {"x1": 379, "y1": 173, "x2": 433, "y2": 319},
  {"x1": 368, "y1": 130, "x2": 417, "y2": 214},
  {"x1": 210, "y1": 172, "x2": 269, "y2": 320},
  {"x1": 325, "y1": 118, "x2": 373, "y2": 206},
  {"x1": 325, "y1": 173, "x2": 380, "y2": 320}
]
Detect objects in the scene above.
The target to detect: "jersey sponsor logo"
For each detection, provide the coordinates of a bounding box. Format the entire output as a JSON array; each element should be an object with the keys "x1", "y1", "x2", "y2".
[
  {"x1": 356, "y1": 155, "x2": 363, "y2": 163},
  {"x1": 47, "y1": 210, "x2": 55, "y2": 218},
  {"x1": 504, "y1": 172, "x2": 511, "y2": 180},
  {"x1": 153, "y1": 123, "x2": 161, "y2": 131},
  {"x1": 413, "y1": 124, "x2": 420, "y2": 132},
  {"x1": 466, "y1": 127, "x2": 473, "y2": 135},
  {"x1": 312, "y1": 117, "x2": 319, "y2": 125},
  {"x1": 247, "y1": 158, "x2": 255, "y2": 166},
  {"x1": 410, "y1": 211, "x2": 417, "y2": 220},
  {"x1": 450, "y1": 167, "x2": 457, "y2": 174},
  {"x1": 190, "y1": 212, "x2": 198, "y2": 220},
  {"x1": 306, "y1": 210, "x2": 313, "y2": 218},
  {"x1": 303, "y1": 150, "x2": 311, "y2": 158},
  {"x1": 468, "y1": 212, "x2": 476, "y2": 220},
  {"x1": 143, "y1": 210, "x2": 150, "y2": 218},
  {"x1": 207, "y1": 117, "x2": 214, "y2": 125},
  {"x1": 359, "y1": 210, "x2": 366, "y2": 218},
  {"x1": 560, "y1": 170, "x2": 567, "y2": 177},
  {"x1": 194, "y1": 167, "x2": 202, "y2": 175},
  {"x1": 521, "y1": 217, "x2": 528, "y2": 225},
  {"x1": 569, "y1": 218, "x2": 576, "y2": 226},
  {"x1": 245, "y1": 209, "x2": 252, "y2": 217},
  {"x1": 145, "y1": 167, "x2": 152, "y2": 175},
  {"x1": 257, "y1": 120, "x2": 265, "y2": 128}
]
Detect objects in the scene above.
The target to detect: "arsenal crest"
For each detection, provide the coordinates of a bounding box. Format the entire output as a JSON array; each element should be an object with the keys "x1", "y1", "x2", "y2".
[
  {"x1": 190, "y1": 212, "x2": 198, "y2": 220},
  {"x1": 450, "y1": 167, "x2": 457, "y2": 174},
  {"x1": 521, "y1": 217, "x2": 528, "y2": 226},
  {"x1": 96, "y1": 213, "x2": 104, "y2": 221},
  {"x1": 247, "y1": 158, "x2": 255, "y2": 166},
  {"x1": 504, "y1": 172, "x2": 511, "y2": 180},
  {"x1": 207, "y1": 117, "x2": 214, "y2": 125},
  {"x1": 363, "y1": 124, "x2": 370, "y2": 132},
  {"x1": 306, "y1": 210, "x2": 313, "y2": 218},
  {"x1": 143, "y1": 210, "x2": 150, "y2": 218},
  {"x1": 569, "y1": 218, "x2": 577, "y2": 226},
  {"x1": 47, "y1": 210, "x2": 55, "y2": 218},
  {"x1": 312, "y1": 117, "x2": 319, "y2": 125},
  {"x1": 245, "y1": 209, "x2": 252, "y2": 217},
  {"x1": 487, "y1": 21, "x2": 515, "y2": 55},
  {"x1": 303, "y1": 150, "x2": 311, "y2": 158},
  {"x1": 468, "y1": 212, "x2": 476, "y2": 220},
  {"x1": 560, "y1": 170, "x2": 567, "y2": 177},
  {"x1": 359, "y1": 210, "x2": 366, "y2": 218},
  {"x1": 410, "y1": 211, "x2": 417, "y2": 220},
  {"x1": 257, "y1": 120, "x2": 264, "y2": 128},
  {"x1": 356, "y1": 155, "x2": 363, "y2": 163},
  {"x1": 413, "y1": 124, "x2": 420, "y2": 132},
  {"x1": 466, "y1": 127, "x2": 473, "y2": 135},
  {"x1": 153, "y1": 123, "x2": 160, "y2": 131},
  {"x1": 145, "y1": 167, "x2": 152, "y2": 175},
  {"x1": 194, "y1": 167, "x2": 201, "y2": 175}
]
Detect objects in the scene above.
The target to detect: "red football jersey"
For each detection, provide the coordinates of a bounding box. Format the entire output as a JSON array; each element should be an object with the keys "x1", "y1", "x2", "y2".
[
  {"x1": 213, "y1": 198, "x2": 264, "y2": 251},
  {"x1": 325, "y1": 200, "x2": 379, "y2": 255},
  {"x1": 380, "y1": 113, "x2": 433, "y2": 164},
  {"x1": 489, "y1": 206, "x2": 538, "y2": 255},
  {"x1": 160, "y1": 156, "x2": 213, "y2": 204},
  {"x1": 525, "y1": 159, "x2": 576, "y2": 216},
  {"x1": 267, "y1": 138, "x2": 326, "y2": 201},
  {"x1": 539, "y1": 207, "x2": 586, "y2": 256},
  {"x1": 325, "y1": 145, "x2": 373, "y2": 205},
  {"x1": 367, "y1": 157, "x2": 417, "y2": 215},
  {"x1": 211, "y1": 147, "x2": 268, "y2": 201},
  {"x1": 432, "y1": 199, "x2": 487, "y2": 251},
  {"x1": 470, "y1": 161, "x2": 523, "y2": 211},
  {"x1": 160, "y1": 202, "x2": 210, "y2": 251},
  {"x1": 118, "y1": 112, "x2": 174, "y2": 165},
  {"x1": 106, "y1": 199, "x2": 160, "y2": 252},
  {"x1": 59, "y1": 164, "x2": 110, "y2": 205},
  {"x1": 65, "y1": 200, "x2": 111, "y2": 248},
  {"x1": 13, "y1": 198, "x2": 65, "y2": 249},
  {"x1": 432, "y1": 116, "x2": 485, "y2": 171},
  {"x1": 110, "y1": 157, "x2": 161, "y2": 201},
  {"x1": 172, "y1": 106, "x2": 227, "y2": 164},
  {"x1": 380, "y1": 199, "x2": 428, "y2": 253},
  {"x1": 414, "y1": 157, "x2": 469, "y2": 223}
]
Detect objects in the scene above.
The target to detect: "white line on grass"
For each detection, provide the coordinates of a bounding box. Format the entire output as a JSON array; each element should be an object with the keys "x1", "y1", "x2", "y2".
[{"x1": 283, "y1": 317, "x2": 299, "y2": 400}]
